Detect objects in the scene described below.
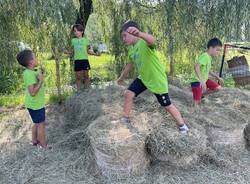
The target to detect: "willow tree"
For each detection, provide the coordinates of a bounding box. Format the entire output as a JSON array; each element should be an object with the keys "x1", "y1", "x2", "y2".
[
  {"x1": 0, "y1": 0, "x2": 94, "y2": 97},
  {"x1": 93, "y1": 0, "x2": 132, "y2": 76}
]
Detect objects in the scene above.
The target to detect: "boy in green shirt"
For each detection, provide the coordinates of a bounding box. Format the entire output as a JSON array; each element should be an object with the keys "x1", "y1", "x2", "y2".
[
  {"x1": 117, "y1": 21, "x2": 189, "y2": 134},
  {"x1": 16, "y1": 49, "x2": 50, "y2": 149},
  {"x1": 191, "y1": 38, "x2": 224, "y2": 107}
]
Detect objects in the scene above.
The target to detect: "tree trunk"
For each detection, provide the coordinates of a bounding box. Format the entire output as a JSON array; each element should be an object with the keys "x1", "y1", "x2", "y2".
[
  {"x1": 164, "y1": 0, "x2": 176, "y2": 78},
  {"x1": 52, "y1": 48, "x2": 62, "y2": 103},
  {"x1": 75, "y1": 0, "x2": 93, "y2": 27}
]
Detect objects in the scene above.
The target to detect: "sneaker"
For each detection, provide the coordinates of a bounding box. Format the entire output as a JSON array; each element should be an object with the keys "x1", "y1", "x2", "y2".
[
  {"x1": 179, "y1": 124, "x2": 189, "y2": 134},
  {"x1": 120, "y1": 117, "x2": 130, "y2": 124}
]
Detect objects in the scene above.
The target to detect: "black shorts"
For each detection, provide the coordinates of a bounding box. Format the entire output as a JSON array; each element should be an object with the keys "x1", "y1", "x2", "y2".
[
  {"x1": 74, "y1": 60, "x2": 91, "y2": 71},
  {"x1": 128, "y1": 78, "x2": 171, "y2": 107},
  {"x1": 28, "y1": 108, "x2": 45, "y2": 124}
]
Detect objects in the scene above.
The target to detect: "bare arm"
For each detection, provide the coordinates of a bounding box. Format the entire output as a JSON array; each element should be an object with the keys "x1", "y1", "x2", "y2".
[
  {"x1": 87, "y1": 46, "x2": 100, "y2": 56},
  {"x1": 194, "y1": 63, "x2": 205, "y2": 83},
  {"x1": 138, "y1": 32, "x2": 156, "y2": 46},
  {"x1": 119, "y1": 63, "x2": 134, "y2": 80},
  {"x1": 209, "y1": 71, "x2": 220, "y2": 79},
  {"x1": 117, "y1": 63, "x2": 134, "y2": 85},
  {"x1": 28, "y1": 73, "x2": 44, "y2": 96},
  {"x1": 209, "y1": 71, "x2": 224, "y2": 84},
  {"x1": 126, "y1": 27, "x2": 156, "y2": 46}
]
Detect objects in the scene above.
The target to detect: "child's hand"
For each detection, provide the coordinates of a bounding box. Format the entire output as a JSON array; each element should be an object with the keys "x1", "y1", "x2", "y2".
[
  {"x1": 95, "y1": 52, "x2": 101, "y2": 56},
  {"x1": 201, "y1": 82, "x2": 207, "y2": 91},
  {"x1": 117, "y1": 78, "x2": 126, "y2": 86},
  {"x1": 218, "y1": 77, "x2": 224, "y2": 85},
  {"x1": 127, "y1": 27, "x2": 141, "y2": 37},
  {"x1": 40, "y1": 67, "x2": 45, "y2": 74},
  {"x1": 37, "y1": 73, "x2": 44, "y2": 82},
  {"x1": 64, "y1": 50, "x2": 72, "y2": 55}
]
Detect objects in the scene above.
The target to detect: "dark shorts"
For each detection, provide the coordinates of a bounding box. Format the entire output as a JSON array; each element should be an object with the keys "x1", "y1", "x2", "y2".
[
  {"x1": 28, "y1": 108, "x2": 45, "y2": 124},
  {"x1": 74, "y1": 60, "x2": 91, "y2": 71},
  {"x1": 128, "y1": 78, "x2": 171, "y2": 107}
]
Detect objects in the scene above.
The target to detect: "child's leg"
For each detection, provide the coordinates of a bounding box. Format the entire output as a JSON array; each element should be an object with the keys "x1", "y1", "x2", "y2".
[
  {"x1": 32, "y1": 125, "x2": 38, "y2": 144},
  {"x1": 123, "y1": 78, "x2": 147, "y2": 118},
  {"x1": 205, "y1": 79, "x2": 222, "y2": 94},
  {"x1": 37, "y1": 122, "x2": 46, "y2": 146},
  {"x1": 191, "y1": 83, "x2": 203, "y2": 106},
  {"x1": 165, "y1": 104, "x2": 185, "y2": 126},
  {"x1": 123, "y1": 90, "x2": 135, "y2": 118},
  {"x1": 155, "y1": 94, "x2": 185, "y2": 126},
  {"x1": 83, "y1": 70, "x2": 90, "y2": 87},
  {"x1": 76, "y1": 71, "x2": 83, "y2": 91}
]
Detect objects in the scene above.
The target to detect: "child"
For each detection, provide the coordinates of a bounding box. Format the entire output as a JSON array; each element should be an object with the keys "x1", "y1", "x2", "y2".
[
  {"x1": 117, "y1": 21, "x2": 189, "y2": 134},
  {"x1": 16, "y1": 49, "x2": 50, "y2": 149},
  {"x1": 191, "y1": 38, "x2": 224, "y2": 107},
  {"x1": 66, "y1": 24, "x2": 99, "y2": 91}
]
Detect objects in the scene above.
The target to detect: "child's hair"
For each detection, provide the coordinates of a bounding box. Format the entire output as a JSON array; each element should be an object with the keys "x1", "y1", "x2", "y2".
[
  {"x1": 16, "y1": 49, "x2": 34, "y2": 67},
  {"x1": 121, "y1": 20, "x2": 140, "y2": 33},
  {"x1": 207, "y1": 38, "x2": 222, "y2": 48},
  {"x1": 72, "y1": 24, "x2": 85, "y2": 36}
]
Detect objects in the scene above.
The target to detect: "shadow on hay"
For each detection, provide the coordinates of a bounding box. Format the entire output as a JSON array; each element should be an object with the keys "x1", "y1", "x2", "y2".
[{"x1": 64, "y1": 88, "x2": 103, "y2": 131}]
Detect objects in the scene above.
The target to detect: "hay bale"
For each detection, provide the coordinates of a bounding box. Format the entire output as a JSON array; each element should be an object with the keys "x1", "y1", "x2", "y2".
[
  {"x1": 87, "y1": 116, "x2": 150, "y2": 180},
  {"x1": 146, "y1": 125, "x2": 207, "y2": 167},
  {"x1": 244, "y1": 123, "x2": 250, "y2": 146},
  {"x1": 64, "y1": 89, "x2": 102, "y2": 129}
]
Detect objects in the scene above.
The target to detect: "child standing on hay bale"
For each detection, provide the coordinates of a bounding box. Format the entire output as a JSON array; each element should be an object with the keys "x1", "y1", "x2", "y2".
[
  {"x1": 65, "y1": 24, "x2": 99, "y2": 91},
  {"x1": 16, "y1": 49, "x2": 50, "y2": 149},
  {"x1": 117, "y1": 20, "x2": 189, "y2": 134},
  {"x1": 190, "y1": 38, "x2": 224, "y2": 108}
]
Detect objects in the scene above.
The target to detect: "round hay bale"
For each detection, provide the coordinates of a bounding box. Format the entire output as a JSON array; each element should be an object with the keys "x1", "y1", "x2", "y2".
[
  {"x1": 87, "y1": 116, "x2": 150, "y2": 180},
  {"x1": 244, "y1": 123, "x2": 250, "y2": 146},
  {"x1": 64, "y1": 89, "x2": 102, "y2": 129},
  {"x1": 146, "y1": 125, "x2": 207, "y2": 167}
]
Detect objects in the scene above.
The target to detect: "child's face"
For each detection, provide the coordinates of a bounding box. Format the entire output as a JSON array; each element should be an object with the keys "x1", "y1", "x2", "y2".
[
  {"x1": 122, "y1": 31, "x2": 136, "y2": 45},
  {"x1": 209, "y1": 46, "x2": 222, "y2": 57},
  {"x1": 73, "y1": 28, "x2": 83, "y2": 38},
  {"x1": 28, "y1": 53, "x2": 38, "y2": 68}
]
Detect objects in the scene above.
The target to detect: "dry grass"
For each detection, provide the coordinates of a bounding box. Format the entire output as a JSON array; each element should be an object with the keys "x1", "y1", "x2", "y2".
[{"x1": 0, "y1": 82, "x2": 250, "y2": 184}]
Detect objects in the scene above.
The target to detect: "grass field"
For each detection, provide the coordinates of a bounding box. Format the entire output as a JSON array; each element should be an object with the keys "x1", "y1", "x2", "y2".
[{"x1": 0, "y1": 54, "x2": 113, "y2": 107}]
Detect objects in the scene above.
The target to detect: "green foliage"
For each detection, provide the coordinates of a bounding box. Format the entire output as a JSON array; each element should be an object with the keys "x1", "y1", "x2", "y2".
[
  {"x1": 48, "y1": 92, "x2": 72, "y2": 104},
  {"x1": 0, "y1": 0, "x2": 250, "y2": 106},
  {"x1": 0, "y1": 94, "x2": 24, "y2": 107}
]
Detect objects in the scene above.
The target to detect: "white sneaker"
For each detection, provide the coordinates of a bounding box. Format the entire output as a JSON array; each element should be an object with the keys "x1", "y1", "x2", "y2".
[
  {"x1": 179, "y1": 124, "x2": 189, "y2": 134},
  {"x1": 120, "y1": 117, "x2": 130, "y2": 124}
]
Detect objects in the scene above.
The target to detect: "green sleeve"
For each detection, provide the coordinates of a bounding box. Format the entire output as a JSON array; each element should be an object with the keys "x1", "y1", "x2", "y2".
[
  {"x1": 24, "y1": 72, "x2": 37, "y2": 87},
  {"x1": 140, "y1": 39, "x2": 156, "y2": 50},
  {"x1": 197, "y1": 54, "x2": 209, "y2": 66}
]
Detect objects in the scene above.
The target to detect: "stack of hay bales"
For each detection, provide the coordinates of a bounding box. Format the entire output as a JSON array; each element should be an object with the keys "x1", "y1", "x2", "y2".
[
  {"x1": 64, "y1": 89, "x2": 102, "y2": 129},
  {"x1": 87, "y1": 116, "x2": 150, "y2": 180},
  {"x1": 146, "y1": 124, "x2": 207, "y2": 167},
  {"x1": 227, "y1": 56, "x2": 250, "y2": 86}
]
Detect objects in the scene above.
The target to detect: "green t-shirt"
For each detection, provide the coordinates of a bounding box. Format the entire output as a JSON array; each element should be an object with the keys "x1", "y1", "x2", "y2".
[
  {"x1": 191, "y1": 52, "x2": 212, "y2": 82},
  {"x1": 71, "y1": 37, "x2": 89, "y2": 60},
  {"x1": 23, "y1": 69, "x2": 45, "y2": 110},
  {"x1": 128, "y1": 39, "x2": 168, "y2": 94}
]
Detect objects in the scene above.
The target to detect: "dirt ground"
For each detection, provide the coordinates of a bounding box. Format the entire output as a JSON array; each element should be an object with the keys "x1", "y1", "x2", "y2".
[{"x1": 0, "y1": 82, "x2": 250, "y2": 184}]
